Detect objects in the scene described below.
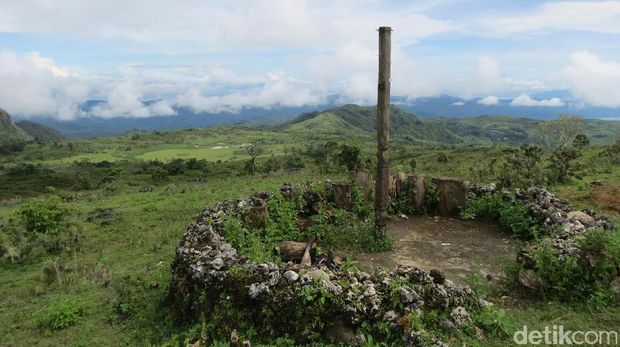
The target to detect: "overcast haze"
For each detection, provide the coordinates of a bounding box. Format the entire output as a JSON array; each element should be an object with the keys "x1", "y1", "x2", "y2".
[{"x1": 1, "y1": 0, "x2": 619, "y2": 119}]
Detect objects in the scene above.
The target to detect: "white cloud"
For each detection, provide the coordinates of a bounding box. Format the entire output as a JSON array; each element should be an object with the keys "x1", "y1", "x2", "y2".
[
  {"x1": 565, "y1": 51, "x2": 620, "y2": 107},
  {"x1": 510, "y1": 94, "x2": 564, "y2": 107},
  {"x1": 175, "y1": 71, "x2": 324, "y2": 113},
  {"x1": 482, "y1": 1, "x2": 620, "y2": 35},
  {"x1": 452, "y1": 101, "x2": 465, "y2": 106},
  {"x1": 90, "y1": 81, "x2": 177, "y2": 118},
  {"x1": 0, "y1": 49, "x2": 89, "y2": 119},
  {"x1": 0, "y1": 0, "x2": 455, "y2": 50},
  {"x1": 478, "y1": 96, "x2": 499, "y2": 105}
]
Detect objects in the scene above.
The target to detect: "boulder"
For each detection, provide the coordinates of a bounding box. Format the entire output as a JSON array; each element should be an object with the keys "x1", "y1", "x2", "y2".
[
  {"x1": 518, "y1": 268, "x2": 543, "y2": 291},
  {"x1": 433, "y1": 177, "x2": 467, "y2": 217},
  {"x1": 567, "y1": 211, "x2": 595, "y2": 226}
]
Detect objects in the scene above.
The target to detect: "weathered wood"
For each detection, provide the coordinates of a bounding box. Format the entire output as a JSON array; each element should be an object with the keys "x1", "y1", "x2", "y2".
[
  {"x1": 352, "y1": 171, "x2": 373, "y2": 202},
  {"x1": 300, "y1": 235, "x2": 317, "y2": 267},
  {"x1": 333, "y1": 182, "x2": 353, "y2": 210},
  {"x1": 374, "y1": 26, "x2": 392, "y2": 239},
  {"x1": 278, "y1": 241, "x2": 316, "y2": 262},
  {"x1": 413, "y1": 174, "x2": 426, "y2": 210},
  {"x1": 433, "y1": 177, "x2": 467, "y2": 216}
]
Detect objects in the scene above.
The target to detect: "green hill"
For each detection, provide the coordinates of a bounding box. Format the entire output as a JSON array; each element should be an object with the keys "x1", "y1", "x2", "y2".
[
  {"x1": 434, "y1": 115, "x2": 620, "y2": 145},
  {"x1": 0, "y1": 108, "x2": 33, "y2": 152},
  {"x1": 285, "y1": 104, "x2": 462, "y2": 144},
  {"x1": 16, "y1": 120, "x2": 65, "y2": 142}
]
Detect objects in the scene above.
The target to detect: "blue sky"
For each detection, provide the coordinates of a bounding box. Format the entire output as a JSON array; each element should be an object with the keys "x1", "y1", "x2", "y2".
[{"x1": 0, "y1": 0, "x2": 619, "y2": 119}]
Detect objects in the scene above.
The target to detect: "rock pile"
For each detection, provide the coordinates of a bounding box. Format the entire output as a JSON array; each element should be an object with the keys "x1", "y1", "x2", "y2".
[{"x1": 168, "y1": 186, "x2": 486, "y2": 345}]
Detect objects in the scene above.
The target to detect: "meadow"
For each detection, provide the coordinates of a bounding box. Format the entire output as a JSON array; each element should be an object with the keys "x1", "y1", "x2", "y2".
[{"x1": 0, "y1": 122, "x2": 619, "y2": 346}]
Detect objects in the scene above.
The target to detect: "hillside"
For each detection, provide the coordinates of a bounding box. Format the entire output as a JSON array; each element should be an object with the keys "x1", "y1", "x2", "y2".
[
  {"x1": 0, "y1": 109, "x2": 33, "y2": 151},
  {"x1": 284, "y1": 104, "x2": 462, "y2": 144},
  {"x1": 434, "y1": 115, "x2": 620, "y2": 145},
  {"x1": 15, "y1": 120, "x2": 66, "y2": 142}
]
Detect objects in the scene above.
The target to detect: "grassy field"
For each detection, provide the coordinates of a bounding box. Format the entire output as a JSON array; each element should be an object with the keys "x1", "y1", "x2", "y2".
[{"x1": 0, "y1": 124, "x2": 618, "y2": 346}]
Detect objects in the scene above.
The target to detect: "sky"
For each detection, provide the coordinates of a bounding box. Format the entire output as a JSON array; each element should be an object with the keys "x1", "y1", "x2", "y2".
[{"x1": 0, "y1": 0, "x2": 619, "y2": 119}]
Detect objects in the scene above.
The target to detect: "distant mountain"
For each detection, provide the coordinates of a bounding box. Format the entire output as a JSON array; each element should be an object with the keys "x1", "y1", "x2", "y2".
[
  {"x1": 397, "y1": 94, "x2": 620, "y2": 120},
  {"x1": 15, "y1": 120, "x2": 65, "y2": 142},
  {"x1": 10, "y1": 91, "x2": 620, "y2": 139},
  {"x1": 283, "y1": 104, "x2": 462, "y2": 144},
  {"x1": 23, "y1": 104, "x2": 330, "y2": 139}
]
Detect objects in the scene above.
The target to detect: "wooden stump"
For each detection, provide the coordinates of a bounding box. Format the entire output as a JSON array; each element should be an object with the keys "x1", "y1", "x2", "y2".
[
  {"x1": 333, "y1": 182, "x2": 353, "y2": 211},
  {"x1": 395, "y1": 172, "x2": 407, "y2": 197},
  {"x1": 277, "y1": 241, "x2": 316, "y2": 262},
  {"x1": 433, "y1": 177, "x2": 467, "y2": 217},
  {"x1": 352, "y1": 171, "x2": 374, "y2": 202},
  {"x1": 245, "y1": 205, "x2": 268, "y2": 229},
  {"x1": 413, "y1": 174, "x2": 426, "y2": 210}
]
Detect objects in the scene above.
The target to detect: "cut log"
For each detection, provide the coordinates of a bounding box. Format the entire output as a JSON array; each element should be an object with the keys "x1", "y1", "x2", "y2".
[
  {"x1": 332, "y1": 182, "x2": 353, "y2": 211},
  {"x1": 277, "y1": 241, "x2": 316, "y2": 262},
  {"x1": 433, "y1": 177, "x2": 467, "y2": 217}
]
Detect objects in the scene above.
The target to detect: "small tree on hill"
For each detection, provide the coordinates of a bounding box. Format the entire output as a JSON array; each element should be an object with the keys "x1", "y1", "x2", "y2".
[
  {"x1": 535, "y1": 114, "x2": 584, "y2": 150},
  {"x1": 244, "y1": 144, "x2": 264, "y2": 175}
]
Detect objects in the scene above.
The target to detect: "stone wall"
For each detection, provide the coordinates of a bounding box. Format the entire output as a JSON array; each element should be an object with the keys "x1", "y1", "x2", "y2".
[{"x1": 167, "y1": 185, "x2": 486, "y2": 345}]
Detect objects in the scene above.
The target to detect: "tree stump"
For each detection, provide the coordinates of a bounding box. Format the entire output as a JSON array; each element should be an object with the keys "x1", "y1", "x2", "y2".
[
  {"x1": 277, "y1": 241, "x2": 316, "y2": 262},
  {"x1": 333, "y1": 182, "x2": 353, "y2": 211},
  {"x1": 395, "y1": 172, "x2": 407, "y2": 197},
  {"x1": 413, "y1": 174, "x2": 426, "y2": 210},
  {"x1": 433, "y1": 177, "x2": 467, "y2": 216},
  {"x1": 352, "y1": 172, "x2": 373, "y2": 202}
]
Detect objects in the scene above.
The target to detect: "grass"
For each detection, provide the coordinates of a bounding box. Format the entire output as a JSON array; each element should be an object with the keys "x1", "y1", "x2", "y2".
[{"x1": 0, "y1": 124, "x2": 618, "y2": 346}]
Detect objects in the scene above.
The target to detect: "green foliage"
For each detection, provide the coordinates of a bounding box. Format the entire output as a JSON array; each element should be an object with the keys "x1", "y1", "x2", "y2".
[
  {"x1": 16, "y1": 197, "x2": 68, "y2": 237},
  {"x1": 548, "y1": 146, "x2": 581, "y2": 183},
  {"x1": 38, "y1": 301, "x2": 83, "y2": 331},
  {"x1": 498, "y1": 144, "x2": 546, "y2": 188},
  {"x1": 337, "y1": 143, "x2": 363, "y2": 172},
  {"x1": 0, "y1": 218, "x2": 34, "y2": 263},
  {"x1": 572, "y1": 133, "x2": 590, "y2": 149},
  {"x1": 462, "y1": 194, "x2": 541, "y2": 239},
  {"x1": 531, "y1": 229, "x2": 620, "y2": 303},
  {"x1": 222, "y1": 217, "x2": 273, "y2": 263},
  {"x1": 474, "y1": 306, "x2": 513, "y2": 338},
  {"x1": 535, "y1": 114, "x2": 584, "y2": 150}
]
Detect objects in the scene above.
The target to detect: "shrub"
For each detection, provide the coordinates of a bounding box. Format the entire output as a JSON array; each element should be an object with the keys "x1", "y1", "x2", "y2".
[
  {"x1": 497, "y1": 144, "x2": 546, "y2": 188},
  {"x1": 16, "y1": 197, "x2": 68, "y2": 237},
  {"x1": 0, "y1": 218, "x2": 34, "y2": 263},
  {"x1": 38, "y1": 301, "x2": 83, "y2": 331},
  {"x1": 531, "y1": 229, "x2": 620, "y2": 303},
  {"x1": 462, "y1": 194, "x2": 541, "y2": 239}
]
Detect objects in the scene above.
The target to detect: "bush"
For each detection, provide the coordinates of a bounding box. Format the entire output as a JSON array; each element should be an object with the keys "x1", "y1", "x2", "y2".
[
  {"x1": 16, "y1": 197, "x2": 68, "y2": 237},
  {"x1": 0, "y1": 218, "x2": 34, "y2": 263},
  {"x1": 531, "y1": 229, "x2": 620, "y2": 303},
  {"x1": 38, "y1": 301, "x2": 83, "y2": 331},
  {"x1": 462, "y1": 194, "x2": 541, "y2": 239}
]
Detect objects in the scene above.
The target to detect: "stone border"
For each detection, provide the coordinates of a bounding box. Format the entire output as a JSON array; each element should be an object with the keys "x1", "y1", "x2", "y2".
[{"x1": 167, "y1": 184, "x2": 486, "y2": 345}]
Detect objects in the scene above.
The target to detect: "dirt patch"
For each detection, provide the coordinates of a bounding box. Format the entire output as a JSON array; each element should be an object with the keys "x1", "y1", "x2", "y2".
[
  {"x1": 356, "y1": 216, "x2": 517, "y2": 284},
  {"x1": 589, "y1": 186, "x2": 620, "y2": 214}
]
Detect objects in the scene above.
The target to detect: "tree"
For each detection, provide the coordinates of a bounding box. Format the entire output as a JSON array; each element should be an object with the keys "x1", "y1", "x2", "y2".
[
  {"x1": 572, "y1": 133, "x2": 590, "y2": 150},
  {"x1": 535, "y1": 114, "x2": 584, "y2": 150},
  {"x1": 337, "y1": 144, "x2": 363, "y2": 173},
  {"x1": 549, "y1": 147, "x2": 580, "y2": 183},
  {"x1": 244, "y1": 144, "x2": 264, "y2": 174},
  {"x1": 498, "y1": 144, "x2": 546, "y2": 188}
]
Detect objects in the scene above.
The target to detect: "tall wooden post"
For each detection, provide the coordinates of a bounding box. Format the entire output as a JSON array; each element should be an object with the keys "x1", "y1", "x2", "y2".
[{"x1": 374, "y1": 26, "x2": 391, "y2": 239}]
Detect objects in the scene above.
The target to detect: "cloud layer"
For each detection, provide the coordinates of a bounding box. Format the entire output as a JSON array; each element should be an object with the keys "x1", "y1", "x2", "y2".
[{"x1": 0, "y1": 1, "x2": 619, "y2": 118}]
